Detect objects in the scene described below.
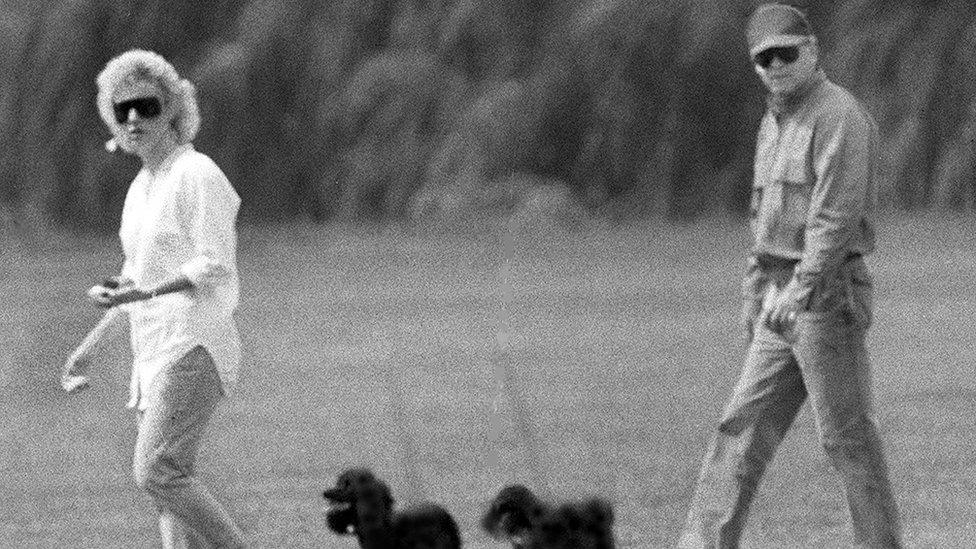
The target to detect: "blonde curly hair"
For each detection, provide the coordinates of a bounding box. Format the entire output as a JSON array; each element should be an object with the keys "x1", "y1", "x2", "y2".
[{"x1": 96, "y1": 49, "x2": 200, "y2": 144}]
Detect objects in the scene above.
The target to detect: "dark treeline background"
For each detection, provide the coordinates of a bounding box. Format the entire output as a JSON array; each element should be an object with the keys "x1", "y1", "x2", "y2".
[{"x1": 1, "y1": 0, "x2": 975, "y2": 232}]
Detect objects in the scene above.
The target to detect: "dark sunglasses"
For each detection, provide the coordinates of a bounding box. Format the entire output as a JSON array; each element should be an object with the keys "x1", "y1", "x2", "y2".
[
  {"x1": 753, "y1": 46, "x2": 800, "y2": 69},
  {"x1": 112, "y1": 97, "x2": 162, "y2": 124}
]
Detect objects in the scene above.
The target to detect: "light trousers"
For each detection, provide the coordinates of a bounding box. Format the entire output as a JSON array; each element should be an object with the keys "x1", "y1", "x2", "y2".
[
  {"x1": 134, "y1": 346, "x2": 246, "y2": 549},
  {"x1": 678, "y1": 261, "x2": 902, "y2": 548}
]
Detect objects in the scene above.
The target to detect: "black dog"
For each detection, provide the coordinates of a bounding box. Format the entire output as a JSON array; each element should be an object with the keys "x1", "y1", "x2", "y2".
[
  {"x1": 481, "y1": 484, "x2": 545, "y2": 548},
  {"x1": 482, "y1": 485, "x2": 614, "y2": 549},
  {"x1": 323, "y1": 467, "x2": 462, "y2": 549},
  {"x1": 529, "y1": 498, "x2": 614, "y2": 549}
]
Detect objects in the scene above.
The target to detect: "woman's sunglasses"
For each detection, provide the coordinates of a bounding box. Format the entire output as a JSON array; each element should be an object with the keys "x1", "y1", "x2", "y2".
[
  {"x1": 753, "y1": 46, "x2": 800, "y2": 69},
  {"x1": 112, "y1": 97, "x2": 162, "y2": 124}
]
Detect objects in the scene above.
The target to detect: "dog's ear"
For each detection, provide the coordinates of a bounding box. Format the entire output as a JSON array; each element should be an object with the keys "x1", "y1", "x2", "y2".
[
  {"x1": 480, "y1": 507, "x2": 498, "y2": 535},
  {"x1": 480, "y1": 491, "x2": 509, "y2": 536},
  {"x1": 325, "y1": 507, "x2": 355, "y2": 535}
]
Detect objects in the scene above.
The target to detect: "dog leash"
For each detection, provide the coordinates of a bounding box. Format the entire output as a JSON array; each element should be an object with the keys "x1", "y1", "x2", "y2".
[
  {"x1": 490, "y1": 211, "x2": 550, "y2": 497},
  {"x1": 380, "y1": 352, "x2": 426, "y2": 501}
]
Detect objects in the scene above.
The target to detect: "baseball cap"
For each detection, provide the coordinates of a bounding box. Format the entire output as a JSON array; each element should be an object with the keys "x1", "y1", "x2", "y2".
[{"x1": 746, "y1": 3, "x2": 813, "y2": 57}]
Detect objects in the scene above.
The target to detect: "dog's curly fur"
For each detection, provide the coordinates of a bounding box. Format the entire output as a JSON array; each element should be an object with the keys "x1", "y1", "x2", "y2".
[
  {"x1": 528, "y1": 498, "x2": 614, "y2": 549},
  {"x1": 322, "y1": 467, "x2": 462, "y2": 549},
  {"x1": 482, "y1": 485, "x2": 614, "y2": 549},
  {"x1": 481, "y1": 484, "x2": 545, "y2": 548}
]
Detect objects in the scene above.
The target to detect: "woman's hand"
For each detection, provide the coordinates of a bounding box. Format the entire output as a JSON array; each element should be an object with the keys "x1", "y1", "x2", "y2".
[
  {"x1": 61, "y1": 373, "x2": 90, "y2": 394},
  {"x1": 87, "y1": 284, "x2": 115, "y2": 307},
  {"x1": 62, "y1": 347, "x2": 91, "y2": 392}
]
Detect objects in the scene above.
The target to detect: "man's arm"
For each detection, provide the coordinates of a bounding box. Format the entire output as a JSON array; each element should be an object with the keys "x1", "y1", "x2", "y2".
[
  {"x1": 791, "y1": 107, "x2": 876, "y2": 302},
  {"x1": 763, "y1": 105, "x2": 876, "y2": 333},
  {"x1": 741, "y1": 256, "x2": 765, "y2": 342}
]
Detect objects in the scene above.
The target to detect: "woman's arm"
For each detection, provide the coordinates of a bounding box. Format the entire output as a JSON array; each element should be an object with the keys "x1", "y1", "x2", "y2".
[
  {"x1": 61, "y1": 306, "x2": 128, "y2": 392},
  {"x1": 94, "y1": 274, "x2": 195, "y2": 307},
  {"x1": 178, "y1": 161, "x2": 240, "y2": 290},
  {"x1": 97, "y1": 159, "x2": 239, "y2": 308}
]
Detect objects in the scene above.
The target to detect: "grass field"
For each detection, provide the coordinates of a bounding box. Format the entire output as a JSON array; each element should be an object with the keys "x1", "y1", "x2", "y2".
[{"x1": 2, "y1": 215, "x2": 975, "y2": 548}]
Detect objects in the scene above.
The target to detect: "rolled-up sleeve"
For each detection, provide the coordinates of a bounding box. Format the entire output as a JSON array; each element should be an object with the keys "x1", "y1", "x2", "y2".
[
  {"x1": 792, "y1": 108, "x2": 876, "y2": 295},
  {"x1": 178, "y1": 163, "x2": 240, "y2": 289}
]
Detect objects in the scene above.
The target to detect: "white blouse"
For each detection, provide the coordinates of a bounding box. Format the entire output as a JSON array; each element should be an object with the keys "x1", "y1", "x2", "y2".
[{"x1": 118, "y1": 144, "x2": 241, "y2": 410}]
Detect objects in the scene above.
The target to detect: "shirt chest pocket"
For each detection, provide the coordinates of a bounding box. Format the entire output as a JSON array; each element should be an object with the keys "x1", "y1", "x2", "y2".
[
  {"x1": 752, "y1": 121, "x2": 817, "y2": 252},
  {"x1": 766, "y1": 176, "x2": 813, "y2": 251},
  {"x1": 754, "y1": 143, "x2": 815, "y2": 251}
]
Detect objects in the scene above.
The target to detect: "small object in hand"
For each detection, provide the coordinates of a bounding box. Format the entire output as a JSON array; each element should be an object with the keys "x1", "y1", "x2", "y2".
[
  {"x1": 102, "y1": 277, "x2": 120, "y2": 289},
  {"x1": 61, "y1": 375, "x2": 90, "y2": 393},
  {"x1": 87, "y1": 285, "x2": 112, "y2": 300}
]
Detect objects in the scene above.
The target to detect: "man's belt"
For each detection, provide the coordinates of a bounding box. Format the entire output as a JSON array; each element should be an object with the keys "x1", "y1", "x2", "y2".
[
  {"x1": 754, "y1": 252, "x2": 862, "y2": 271},
  {"x1": 754, "y1": 254, "x2": 799, "y2": 270}
]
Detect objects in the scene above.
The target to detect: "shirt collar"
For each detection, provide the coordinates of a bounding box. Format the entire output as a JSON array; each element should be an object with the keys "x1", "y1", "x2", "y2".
[
  {"x1": 767, "y1": 69, "x2": 826, "y2": 117},
  {"x1": 145, "y1": 143, "x2": 193, "y2": 178},
  {"x1": 162, "y1": 143, "x2": 193, "y2": 170},
  {"x1": 139, "y1": 144, "x2": 194, "y2": 197}
]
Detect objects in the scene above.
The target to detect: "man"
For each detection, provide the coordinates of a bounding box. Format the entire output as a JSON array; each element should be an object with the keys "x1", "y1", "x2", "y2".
[{"x1": 677, "y1": 4, "x2": 903, "y2": 548}]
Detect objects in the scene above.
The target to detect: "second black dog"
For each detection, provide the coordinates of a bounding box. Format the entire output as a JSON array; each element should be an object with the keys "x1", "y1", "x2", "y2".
[{"x1": 482, "y1": 484, "x2": 614, "y2": 549}]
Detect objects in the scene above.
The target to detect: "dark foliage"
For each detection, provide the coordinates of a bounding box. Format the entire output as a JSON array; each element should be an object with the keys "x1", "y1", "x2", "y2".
[{"x1": 1, "y1": 0, "x2": 974, "y2": 231}]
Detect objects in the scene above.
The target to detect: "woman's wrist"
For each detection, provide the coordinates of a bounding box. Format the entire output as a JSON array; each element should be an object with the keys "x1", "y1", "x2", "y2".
[{"x1": 141, "y1": 276, "x2": 194, "y2": 302}]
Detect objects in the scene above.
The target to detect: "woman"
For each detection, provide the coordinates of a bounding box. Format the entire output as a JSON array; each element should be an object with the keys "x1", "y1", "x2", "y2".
[{"x1": 64, "y1": 49, "x2": 247, "y2": 548}]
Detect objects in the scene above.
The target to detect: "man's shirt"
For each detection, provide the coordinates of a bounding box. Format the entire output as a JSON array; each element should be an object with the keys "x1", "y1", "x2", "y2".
[
  {"x1": 749, "y1": 70, "x2": 878, "y2": 299},
  {"x1": 119, "y1": 144, "x2": 241, "y2": 410}
]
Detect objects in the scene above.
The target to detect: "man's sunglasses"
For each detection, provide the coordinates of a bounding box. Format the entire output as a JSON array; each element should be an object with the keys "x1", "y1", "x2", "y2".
[
  {"x1": 753, "y1": 46, "x2": 800, "y2": 69},
  {"x1": 112, "y1": 97, "x2": 162, "y2": 124}
]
